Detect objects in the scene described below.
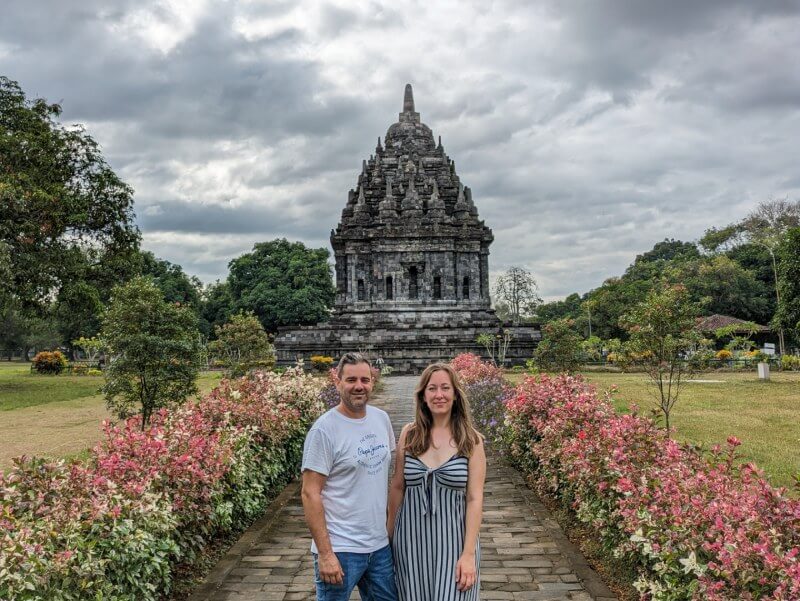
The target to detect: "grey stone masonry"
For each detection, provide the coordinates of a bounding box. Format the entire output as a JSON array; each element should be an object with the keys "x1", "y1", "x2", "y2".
[
  {"x1": 188, "y1": 377, "x2": 616, "y2": 601},
  {"x1": 275, "y1": 85, "x2": 539, "y2": 372}
]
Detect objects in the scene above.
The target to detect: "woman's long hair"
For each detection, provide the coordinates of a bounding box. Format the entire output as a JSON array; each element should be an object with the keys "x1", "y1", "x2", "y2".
[{"x1": 404, "y1": 363, "x2": 482, "y2": 458}]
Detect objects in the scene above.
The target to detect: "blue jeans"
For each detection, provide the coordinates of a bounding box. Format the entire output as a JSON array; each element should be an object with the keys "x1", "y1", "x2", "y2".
[{"x1": 313, "y1": 544, "x2": 398, "y2": 601}]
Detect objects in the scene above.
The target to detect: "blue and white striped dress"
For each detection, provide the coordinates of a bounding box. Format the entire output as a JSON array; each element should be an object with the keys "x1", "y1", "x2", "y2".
[{"x1": 392, "y1": 453, "x2": 480, "y2": 600}]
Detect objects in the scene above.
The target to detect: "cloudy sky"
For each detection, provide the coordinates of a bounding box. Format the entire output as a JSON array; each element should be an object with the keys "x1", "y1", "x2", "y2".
[{"x1": 2, "y1": 1, "x2": 799, "y2": 300}]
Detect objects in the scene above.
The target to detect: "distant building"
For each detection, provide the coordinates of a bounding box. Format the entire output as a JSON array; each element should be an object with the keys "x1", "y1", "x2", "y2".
[
  {"x1": 274, "y1": 85, "x2": 539, "y2": 372},
  {"x1": 696, "y1": 314, "x2": 774, "y2": 349}
]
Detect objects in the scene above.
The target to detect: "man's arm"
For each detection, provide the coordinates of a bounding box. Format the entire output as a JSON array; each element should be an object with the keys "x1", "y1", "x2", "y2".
[{"x1": 301, "y1": 469, "x2": 344, "y2": 585}]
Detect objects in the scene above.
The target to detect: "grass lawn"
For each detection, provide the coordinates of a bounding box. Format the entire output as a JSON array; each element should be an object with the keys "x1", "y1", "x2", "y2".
[
  {"x1": 0, "y1": 363, "x2": 223, "y2": 471},
  {"x1": 506, "y1": 370, "x2": 800, "y2": 491}
]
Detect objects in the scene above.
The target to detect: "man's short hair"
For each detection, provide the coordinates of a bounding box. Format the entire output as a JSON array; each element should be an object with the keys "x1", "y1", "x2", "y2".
[{"x1": 336, "y1": 352, "x2": 372, "y2": 378}]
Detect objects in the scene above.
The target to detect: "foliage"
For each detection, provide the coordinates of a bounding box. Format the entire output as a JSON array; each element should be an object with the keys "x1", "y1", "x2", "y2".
[
  {"x1": 228, "y1": 238, "x2": 335, "y2": 333},
  {"x1": 0, "y1": 368, "x2": 324, "y2": 601},
  {"x1": 775, "y1": 227, "x2": 800, "y2": 343},
  {"x1": 200, "y1": 280, "x2": 235, "y2": 338},
  {"x1": 72, "y1": 336, "x2": 103, "y2": 362},
  {"x1": 450, "y1": 353, "x2": 509, "y2": 445},
  {"x1": 0, "y1": 77, "x2": 140, "y2": 314},
  {"x1": 534, "y1": 292, "x2": 586, "y2": 330},
  {"x1": 319, "y1": 368, "x2": 340, "y2": 408},
  {"x1": 310, "y1": 355, "x2": 334, "y2": 371},
  {"x1": 101, "y1": 277, "x2": 202, "y2": 427},
  {"x1": 476, "y1": 330, "x2": 512, "y2": 366},
  {"x1": 714, "y1": 321, "x2": 761, "y2": 356},
  {"x1": 621, "y1": 285, "x2": 700, "y2": 432},
  {"x1": 32, "y1": 350, "x2": 68, "y2": 374},
  {"x1": 504, "y1": 374, "x2": 800, "y2": 600},
  {"x1": 493, "y1": 266, "x2": 542, "y2": 325},
  {"x1": 207, "y1": 312, "x2": 274, "y2": 377},
  {"x1": 533, "y1": 318, "x2": 583, "y2": 373},
  {"x1": 780, "y1": 355, "x2": 800, "y2": 371}
]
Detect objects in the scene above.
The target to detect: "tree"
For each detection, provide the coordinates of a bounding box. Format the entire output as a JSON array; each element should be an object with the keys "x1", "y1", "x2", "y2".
[
  {"x1": 101, "y1": 277, "x2": 201, "y2": 428},
  {"x1": 703, "y1": 199, "x2": 800, "y2": 354},
  {"x1": 208, "y1": 312, "x2": 274, "y2": 377},
  {"x1": 775, "y1": 227, "x2": 800, "y2": 344},
  {"x1": 494, "y1": 266, "x2": 542, "y2": 325},
  {"x1": 228, "y1": 239, "x2": 335, "y2": 333},
  {"x1": 669, "y1": 255, "x2": 771, "y2": 323},
  {"x1": 200, "y1": 280, "x2": 235, "y2": 338},
  {"x1": 138, "y1": 251, "x2": 202, "y2": 308},
  {"x1": 533, "y1": 318, "x2": 583, "y2": 373},
  {"x1": 0, "y1": 77, "x2": 140, "y2": 313},
  {"x1": 621, "y1": 284, "x2": 700, "y2": 433}
]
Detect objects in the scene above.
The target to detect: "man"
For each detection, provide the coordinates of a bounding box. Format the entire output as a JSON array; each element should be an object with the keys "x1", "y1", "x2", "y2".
[{"x1": 301, "y1": 353, "x2": 398, "y2": 601}]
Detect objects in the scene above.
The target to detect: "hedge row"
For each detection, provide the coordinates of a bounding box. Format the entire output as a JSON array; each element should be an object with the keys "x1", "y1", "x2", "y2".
[
  {"x1": 0, "y1": 367, "x2": 324, "y2": 600},
  {"x1": 451, "y1": 354, "x2": 800, "y2": 600}
]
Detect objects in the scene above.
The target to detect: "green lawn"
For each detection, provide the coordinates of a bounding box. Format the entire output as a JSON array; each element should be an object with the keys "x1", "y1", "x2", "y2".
[
  {"x1": 507, "y1": 370, "x2": 800, "y2": 490},
  {"x1": 0, "y1": 363, "x2": 223, "y2": 411}
]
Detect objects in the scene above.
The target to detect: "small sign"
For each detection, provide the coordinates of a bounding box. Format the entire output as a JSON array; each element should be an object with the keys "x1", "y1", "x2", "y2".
[{"x1": 763, "y1": 343, "x2": 776, "y2": 356}]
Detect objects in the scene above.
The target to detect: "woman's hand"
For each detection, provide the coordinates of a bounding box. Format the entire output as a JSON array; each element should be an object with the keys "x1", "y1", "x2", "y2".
[{"x1": 455, "y1": 552, "x2": 477, "y2": 591}]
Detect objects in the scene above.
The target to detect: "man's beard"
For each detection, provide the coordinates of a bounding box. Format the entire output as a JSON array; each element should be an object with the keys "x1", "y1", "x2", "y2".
[{"x1": 340, "y1": 389, "x2": 369, "y2": 412}]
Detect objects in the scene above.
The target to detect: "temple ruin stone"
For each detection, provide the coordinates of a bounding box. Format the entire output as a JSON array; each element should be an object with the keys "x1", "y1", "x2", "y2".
[{"x1": 274, "y1": 84, "x2": 540, "y2": 372}]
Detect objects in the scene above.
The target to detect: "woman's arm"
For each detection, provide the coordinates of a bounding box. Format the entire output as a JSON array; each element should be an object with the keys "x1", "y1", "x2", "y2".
[
  {"x1": 456, "y1": 435, "x2": 486, "y2": 591},
  {"x1": 387, "y1": 423, "x2": 410, "y2": 539}
]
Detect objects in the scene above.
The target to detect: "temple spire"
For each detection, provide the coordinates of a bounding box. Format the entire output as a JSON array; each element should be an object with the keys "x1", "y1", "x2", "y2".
[
  {"x1": 403, "y1": 84, "x2": 415, "y2": 112},
  {"x1": 399, "y1": 83, "x2": 420, "y2": 124}
]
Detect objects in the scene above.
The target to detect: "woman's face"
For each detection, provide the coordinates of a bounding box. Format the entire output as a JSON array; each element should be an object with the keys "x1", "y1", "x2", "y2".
[{"x1": 423, "y1": 369, "x2": 455, "y2": 417}]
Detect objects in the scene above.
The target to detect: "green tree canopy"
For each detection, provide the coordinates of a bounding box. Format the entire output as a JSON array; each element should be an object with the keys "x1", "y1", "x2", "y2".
[
  {"x1": 200, "y1": 280, "x2": 236, "y2": 338},
  {"x1": 208, "y1": 311, "x2": 274, "y2": 377},
  {"x1": 533, "y1": 318, "x2": 583, "y2": 373},
  {"x1": 101, "y1": 277, "x2": 201, "y2": 427},
  {"x1": 621, "y1": 284, "x2": 700, "y2": 432},
  {"x1": 228, "y1": 239, "x2": 335, "y2": 333},
  {"x1": 776, "y1": 227, "x2": 800, "y2": 343},
  {"x1": 0, "y1": 77, "x2": 140, "y2": 313}
]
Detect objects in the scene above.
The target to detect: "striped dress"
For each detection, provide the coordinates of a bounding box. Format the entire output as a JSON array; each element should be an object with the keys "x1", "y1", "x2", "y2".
[{"x1": 392, "y1": 453, "x2": 480, "y2": 600}]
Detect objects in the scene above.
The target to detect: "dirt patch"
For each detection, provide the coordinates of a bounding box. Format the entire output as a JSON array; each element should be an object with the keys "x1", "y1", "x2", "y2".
[{"x1": 0, "y1": 395, "x2": 110, "y2": 470}]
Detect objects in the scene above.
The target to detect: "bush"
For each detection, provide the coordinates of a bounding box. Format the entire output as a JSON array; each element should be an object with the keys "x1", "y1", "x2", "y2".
[
  {"x1": 533, "y1": 318, "x2": 583, "y2": 373},
  {"x1": 319, "y1": 368, "x2": 340, "y2": 408},
  {"x1": 504, "y1": 374, "x2": 800, "y2": 600},
  {"x1": 310, "y1": 355, "x2": 334, "y2": 372},
  {"x1": 451, "y1": 353, "x2": 510, "y2": 446},
  {"x1": 32, "y1": 350, "x2": 68, "y2": 374},
  {"x1": 780, "y1": 354, "x2": 800, "y2": 371},
  {"x1": 0, "y1": 368, "x2": 324, "y2": 600},
  {"x1": 715, "y1": 349, "x2": 733, "y2": 361}
]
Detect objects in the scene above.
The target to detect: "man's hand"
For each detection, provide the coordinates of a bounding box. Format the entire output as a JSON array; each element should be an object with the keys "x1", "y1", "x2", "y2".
[
  {"x1": 455, "y1": 552, "x2": 477, "y2": 591},
  {"x1": 318, "y1": 551, "x2": 344, "y2": 585}
]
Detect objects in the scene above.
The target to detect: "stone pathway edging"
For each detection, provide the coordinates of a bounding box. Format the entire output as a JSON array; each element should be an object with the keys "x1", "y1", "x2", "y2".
[{"x1": 187, "y1": 376, "x2": 617, "y2": 601}]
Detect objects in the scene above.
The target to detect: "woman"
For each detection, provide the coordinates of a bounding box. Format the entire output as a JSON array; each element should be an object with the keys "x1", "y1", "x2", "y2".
[{"x1": 388, "y1": 363, "x2": 486, "y2": 600}]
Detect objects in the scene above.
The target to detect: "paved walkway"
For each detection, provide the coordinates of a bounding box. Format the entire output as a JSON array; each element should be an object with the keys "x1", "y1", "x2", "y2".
[{"x1": 189, "y1": 377, "x2": 616, "y2": 601}]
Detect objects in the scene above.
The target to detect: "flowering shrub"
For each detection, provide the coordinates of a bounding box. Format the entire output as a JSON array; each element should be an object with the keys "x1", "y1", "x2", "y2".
[
  {"x1": 715, "y1": 349, "x2": 733, "y2": 361},
  {"x1": 451, "y1": 353, "x2": 510, "y2": 445},
  {"x1": 319, "y1": 367, "x2": 340, "y2": 408},
  {"x1": 32, "y1": 350, "x2": 68, "y2": 374},
  {"x1": 310, "y1": 355, "x2": 334, "y2": 371},
  {"x1": 0, "y1": 367, "x2": 324, "y2": 600},
  {"x1": 504, "y1": 374, "x2": 800, "y2": 600}
]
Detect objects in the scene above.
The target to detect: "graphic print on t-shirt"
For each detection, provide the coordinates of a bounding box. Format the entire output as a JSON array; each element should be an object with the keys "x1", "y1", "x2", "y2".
[{"x1": 355, "y1": 432, "x2": 390, "y2": 475}]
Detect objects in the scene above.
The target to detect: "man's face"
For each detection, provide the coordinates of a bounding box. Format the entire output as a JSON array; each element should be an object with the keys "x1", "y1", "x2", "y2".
[{"x1": 336, "y1": 362, "x2": 374, "y2": 415}]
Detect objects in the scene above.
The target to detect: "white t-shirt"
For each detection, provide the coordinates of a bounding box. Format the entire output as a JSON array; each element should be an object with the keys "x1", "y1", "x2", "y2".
[{"x1": 302, "y1": 404, "x2": 396, "y2": 554}]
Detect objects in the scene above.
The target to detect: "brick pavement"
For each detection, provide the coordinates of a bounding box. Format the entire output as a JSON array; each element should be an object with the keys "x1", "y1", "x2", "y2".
[{"x1": 189, "y1": 376, "x2": 616, "y2": 601}]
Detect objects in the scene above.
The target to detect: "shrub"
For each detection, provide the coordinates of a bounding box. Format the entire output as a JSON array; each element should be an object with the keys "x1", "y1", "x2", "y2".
[
  {"x1": 451, "y1": 353, "x2": 510, "y2": 445},
  {"x1": 319, "y1": 368, "x2": 340, "y2": 408},
  {"x1": 504, "y1": 374, "x2": 800, "y2": 600},
  {"x1": 715, "y1": 349, "x2": 733, "y2": 361},
  {"x1": 32, "y1": 350, "x2": 68, "y2": 374},
  {"x1": 780, "y1": 354, "x2": 800, "y2": 371},
  {"x1": 0, "y1": 368, "x2": 324, "y2": 600},
  {"x1": 310, "y1": 355, "x2": 334, "y2": 371},
  {"x1": 533, "y1": 318, "x2": 583, "y2": 373}
]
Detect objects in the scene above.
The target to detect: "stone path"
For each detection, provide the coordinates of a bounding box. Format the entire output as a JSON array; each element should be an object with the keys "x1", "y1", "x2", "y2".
[{"x1": 189, "y1": 377, "x2": 616, "y2": 601}]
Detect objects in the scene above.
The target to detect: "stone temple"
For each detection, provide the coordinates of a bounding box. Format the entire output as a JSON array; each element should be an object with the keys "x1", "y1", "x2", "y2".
[{"x1": 274, "y1": 85, "x2": 540, "y2": 372}]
